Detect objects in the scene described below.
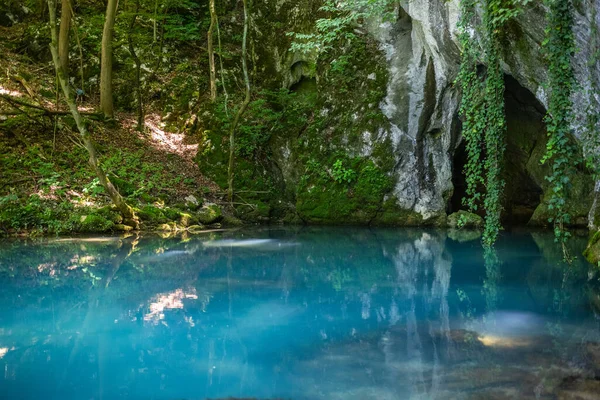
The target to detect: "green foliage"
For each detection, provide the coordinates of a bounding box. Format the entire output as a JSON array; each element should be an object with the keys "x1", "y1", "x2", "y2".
[
  {"x1": 210, "y1": 89, "x2": 313, "y2": 159},
  {"x1": 0, "y1": 194, "x2": 117, "y2": 235},
  {"x1": 541, "y1": 0, "x2": 576, "y2": 257},
  {"x1": 481, "y1": 0, "x2": 508, "y2": 247},
  {"x1": 331, "y1": 159, "x2": 357, "y2": 184},
  {"x1": 288, "y1": 0, "x2": 397, "y2": 56},
  {"x1": 457, "y1": 0, "x2": 485, "y2": 212}
]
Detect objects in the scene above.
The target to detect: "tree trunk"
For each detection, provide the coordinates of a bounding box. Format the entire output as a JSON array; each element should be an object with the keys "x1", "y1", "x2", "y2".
[
  {"x1": 216, "y1": 12, "x2": 229, "y2": 116},
  {"x1": 208, "y1": 0, "x2": 217, "y2": 102},
  {"x1": 99, "y1": 0, "x2": 119, "y2": 118},
  {"x1": 227, "y1": 0, "x2": 251, "y2": 202},
  {"x1": 58, "y1": 0, "x2": 71, "y2": 75},
  {"x1": 128, "y1": 0, "x2": 143, "y2": 130},
  {"x1": 66, "y1": 0, "x2": 85, "y2": 92},
  {"x1": 47, "y1": 0, "x2": 137, "y2": 227}
]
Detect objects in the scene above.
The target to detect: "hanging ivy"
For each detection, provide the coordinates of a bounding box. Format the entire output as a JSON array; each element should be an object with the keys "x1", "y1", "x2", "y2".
[
  {"x1": 541, "y1": 0, "x2": 576, "y2": 258},
  {"x1": 481, "y1": 0, "x2": 510, "y2": 247},
  {"x1": 457, "y1": 0, "x2": 525, "y2": 247},
  {"x1": 457, "y1": 0, "x2": 486, "y2": 213}
]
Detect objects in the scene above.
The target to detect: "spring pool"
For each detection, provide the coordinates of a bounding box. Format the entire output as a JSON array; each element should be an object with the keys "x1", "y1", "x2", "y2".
[{"x1": 0, "y1": 227, "x2": 599, "y2": 399}]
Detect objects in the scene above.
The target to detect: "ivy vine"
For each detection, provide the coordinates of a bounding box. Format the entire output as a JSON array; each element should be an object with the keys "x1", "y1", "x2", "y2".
[
  {"x1": 457, "y1": 0, "x2": 525, "y2": 246},
  {"x1": 541, "y1": 0, "x2": 576, "y2": 258},
  {"x1": 481, "y1": 0, "x2": 512, "y2": 247}
]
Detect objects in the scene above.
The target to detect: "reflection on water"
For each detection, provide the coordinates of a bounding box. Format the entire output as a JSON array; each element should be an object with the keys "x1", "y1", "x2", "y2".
[{"x1": 0, "y1": 228, "x2": 599, "y2": 400}]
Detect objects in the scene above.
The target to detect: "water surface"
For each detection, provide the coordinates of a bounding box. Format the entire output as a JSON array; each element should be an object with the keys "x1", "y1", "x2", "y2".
[{"x1": 1, "y1": 227, "x2": 599, "y2": 400}]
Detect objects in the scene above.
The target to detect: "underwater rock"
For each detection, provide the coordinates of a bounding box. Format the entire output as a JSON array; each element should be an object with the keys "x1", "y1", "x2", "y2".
[
  {"x1": 557, "y1": 377, "x2": 600, "y2": 400},
  {"x1": 584, "y1": 342, "x2": 600, "y2": 378}
]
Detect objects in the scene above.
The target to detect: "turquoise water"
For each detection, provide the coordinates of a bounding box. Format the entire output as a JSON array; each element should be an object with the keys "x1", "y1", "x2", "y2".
[{"x1": 0, "y1": 227, "x2": 599, "y2": 400}]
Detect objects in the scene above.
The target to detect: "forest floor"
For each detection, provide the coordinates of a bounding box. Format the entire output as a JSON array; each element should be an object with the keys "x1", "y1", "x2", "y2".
[{"x1": 0, "y1": 26, "x2": 227, "y2": 236}]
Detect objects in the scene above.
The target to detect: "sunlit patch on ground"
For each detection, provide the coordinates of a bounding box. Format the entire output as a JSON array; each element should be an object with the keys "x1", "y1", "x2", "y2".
[
  {"x1": 0, "y1": 86, "x2": 22, "y2": 97},
  {"x1": 143, "y1": 114, "x2": 199, "y2": 160}
]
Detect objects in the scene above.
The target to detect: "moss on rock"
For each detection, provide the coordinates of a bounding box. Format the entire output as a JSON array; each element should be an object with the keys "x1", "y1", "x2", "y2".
[
  {"x1": 296, "y1": 158, "x2": 392, "y2": 224},
  {"x1": 584, "y1": 230, "x2": 600, "y2": 266},
  {"x1": 197, "y1": 204, "x2": 223, "y2": 225},
  {"x1": 370, "y1": 198, "x2": 425, "y2": 226},
  {"x1": 448, "y1": 211, "x2": 484, "y2": 229},
  {"x1": 95, "y1": 206, "x2": 123, "y2": 224},
  {"x1": 137, "y1": 205, "x2": 168, "y2": 225},
  {"x1": 77, "y1": 214, "x2": 114, "y2": 233}
]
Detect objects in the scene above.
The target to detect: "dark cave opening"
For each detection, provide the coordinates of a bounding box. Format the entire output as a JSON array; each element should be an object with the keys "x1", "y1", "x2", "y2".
[
  {"x1": 451, "y1": 74, "x2": 546, "y2": 225},
  {"x1": 288, "y1": 61, "x2": 317, "y2": 95}
]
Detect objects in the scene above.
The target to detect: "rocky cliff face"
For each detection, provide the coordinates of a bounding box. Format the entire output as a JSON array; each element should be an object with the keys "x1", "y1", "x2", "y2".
[
  {"x1": 200, "y1": 0, "x2": 600, "y2": 227},
  {"x1": 377, "y1": 0, "x2": 600, "y2": 226}
]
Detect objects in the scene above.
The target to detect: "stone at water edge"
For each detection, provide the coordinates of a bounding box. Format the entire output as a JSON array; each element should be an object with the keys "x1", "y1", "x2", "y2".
[
  {"x1": 447, "y1": 211, "x2": 483, "y2": 229},
  {"x1": 114, "y1": 224, "x2": 133, "y2": 232},
  {"x1": 196, "y1": 203, "x2": 222, "y2": 225}
]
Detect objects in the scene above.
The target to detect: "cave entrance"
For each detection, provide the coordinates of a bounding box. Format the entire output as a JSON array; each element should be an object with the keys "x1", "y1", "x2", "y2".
[
  {"x1": 288, "y1": 61, "x2": 317, "y2": 99},
  {"x1": 451, "y1": 75, "x2": 546, "y2": 225}
]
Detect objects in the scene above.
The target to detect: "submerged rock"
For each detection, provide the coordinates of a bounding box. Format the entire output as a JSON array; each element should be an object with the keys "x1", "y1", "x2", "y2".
[{"x1": 557, "y1": 377, "x2": 600, "y2": 400}]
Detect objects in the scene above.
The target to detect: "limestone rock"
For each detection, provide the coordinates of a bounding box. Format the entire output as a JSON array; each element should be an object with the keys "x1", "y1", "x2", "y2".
[{"x1": 184, "y1": 195, "x2": 200, "y2": 210}]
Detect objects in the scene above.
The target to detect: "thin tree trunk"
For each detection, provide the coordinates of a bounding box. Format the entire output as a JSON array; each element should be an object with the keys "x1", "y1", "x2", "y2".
[
  {"x1": 100, "y1": 0, "x2": 118, "y2": 118},
  {"x1": 227, "y1": 0, "x2": 251, "y2": 202},
  {"x1": 153, "y1": 0, "x2": 159, "y2": 42},
  {"x1": 67, "y1": 0, "x2": 85, "y2": 92},
  {"x1": 208, "y1": 0, "x2": 217, "y2": 101},
  {"x1": 128, "y1": 0, "x2": 143, "y2": 130},
  {"x1": 47, "y1": 0, "x2": 137, "y2": 227},
  {"x1": 216, "y1": 13, "x2": 229, "y2": 116},
  {"x1": 58, "y1": 0, "x2": 71, "y2": 75}
]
